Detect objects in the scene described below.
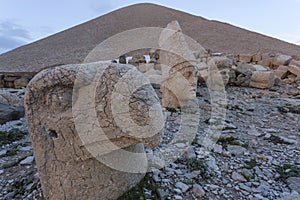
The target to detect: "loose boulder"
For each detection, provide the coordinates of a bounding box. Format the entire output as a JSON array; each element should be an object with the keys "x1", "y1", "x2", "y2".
[
  {"x1": 0, "y1": 89, "x2": 24, "y2": 106},
  {"x1": 0, "y1": 103, "x2": 25, "y2": 124},
  {"x1": 271, "y1": 54, "x2": 292, "y2": 68},
  {"x1": 275, "y1": 65, "x2": 289, "y2": 79},
  {"x1": 288, "y1": 65, "x2": 300, "y2": 76},
  {"x1": 250, "y1": 71, "x2": 275, "y2": 89},
  {"x1": 238, "y1": 54, "x2": 252, "y2": 63}
]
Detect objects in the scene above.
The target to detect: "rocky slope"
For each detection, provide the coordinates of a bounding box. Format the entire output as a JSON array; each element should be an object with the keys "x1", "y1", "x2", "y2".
[{"x1": 0, "y1": 84, "x2": 299, "y2": 200}]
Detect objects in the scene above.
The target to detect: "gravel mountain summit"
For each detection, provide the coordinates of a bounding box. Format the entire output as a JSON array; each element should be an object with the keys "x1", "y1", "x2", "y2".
[{"x1": 0, "y1": 3, "x2": 300, "y2": 73}]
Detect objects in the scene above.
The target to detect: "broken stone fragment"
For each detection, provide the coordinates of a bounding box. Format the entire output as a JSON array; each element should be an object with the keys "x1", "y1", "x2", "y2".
[
  {"x1": 275, "y1": 65, "x2": 289, "y2": 79},
  {"x1": 288, "y1": 65, "x2": 300, "y2": 76},
  {"x1": 238, "y1": 54, "x2": 253, "y2": 63}
]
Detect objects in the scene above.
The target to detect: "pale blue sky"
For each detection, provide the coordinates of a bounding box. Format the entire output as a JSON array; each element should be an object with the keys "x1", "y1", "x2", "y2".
[{"x1": 1, "y1": 0, "x2": 300, "y2": 53}]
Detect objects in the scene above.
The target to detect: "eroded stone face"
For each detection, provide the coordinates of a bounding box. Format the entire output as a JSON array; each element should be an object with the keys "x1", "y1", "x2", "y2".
[
  {"x1": 159, "y1": 21, "x2": 198, "y2": 108},
  {"x1": 24, "y1": 62, "x2": 163, "y2": 200}
]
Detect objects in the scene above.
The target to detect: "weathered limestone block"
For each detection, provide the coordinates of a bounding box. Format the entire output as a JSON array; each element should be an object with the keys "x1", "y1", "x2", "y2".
[
  {"x1": 257, "y1": 54, "x2": 273, "y2": 68},
  {"x1": 3, "y1": 75, "x2": 20, "y2": 82},
  {"x1": 237, "y1": 63, "x2": 256, "y2": 73},
  {"x1": 238, "y1": 54, "x2": 253, "y2": 63},
  {"x1": 288, "y1": 65, "x2": 300, "y2": 76},
  {"x1": 212, "y1": 56, "x2": 233, "y2": 69},
  {"x1": 290, "y1": 59, "x2": 300, "y2": 67},
  {"x1": 235, "y1": 70, "x2": 252, "y2": 87},
  {"x1": 128, "y1": 53, "x2": 146, "y2": 66},
  {"x1": 24, "y1": 62, "x2": 163, "y2": 200},
  {"x1": 159, "y1": 21, "x2": 198, "y2": 108},
  {"x1": 250, "y1": 71, "x2": 275, "y2": 89},
  {"x1": 271, "y1": 54, "x2": 292, "y2": 68},
  {"x1": 137, "y1": 63, "x2": 155, "y2": 73},
  {"x1": 236, "y1": 63, "x2": 267, "y2": 74},
  {"x1": 275, "y1": 65, "x2": 289, "y2": 79},
  {"x1": 252, "y1": 54, "x2": 262, "y2": 62},
  {"x1": 252, "y1": 64, "x2": 268, "y2": 71},
  {"x1": 0, "y1": 90, "x2": 24, "y2": 106},
  {"x1": 14, "y1": 77, "x2": 29, "y2": 88}
]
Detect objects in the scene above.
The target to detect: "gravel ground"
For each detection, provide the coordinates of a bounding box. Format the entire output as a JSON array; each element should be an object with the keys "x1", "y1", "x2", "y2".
[{"x1": 0, "y1": 86, "x2": 299, "y2": 200}]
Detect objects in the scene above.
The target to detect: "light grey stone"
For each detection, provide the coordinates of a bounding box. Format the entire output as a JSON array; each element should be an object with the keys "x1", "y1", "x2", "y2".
[
  {"x1": 232, "y1": 172, "x2": 247, "y2": 182},
  {"x1": 175, "y1": 182, "x2": 190, "y2": 193},
  {"x1": 192, "y1": 184, "x2": 205, "y2": 197},
  {"x1": 287, "y1": 177, "x2": 300, "y2": 193},
  {"x1": 227, "y1": 145, "x2": 247, "y2": 155},
  {"x1": 20, "y1": 156, "x2": 34, "y2": 165}
]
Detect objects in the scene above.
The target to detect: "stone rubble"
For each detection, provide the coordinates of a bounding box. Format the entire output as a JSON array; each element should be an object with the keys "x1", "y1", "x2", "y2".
[{"x1": 0, "y1": 84, "x2": 299, "y2": 199}]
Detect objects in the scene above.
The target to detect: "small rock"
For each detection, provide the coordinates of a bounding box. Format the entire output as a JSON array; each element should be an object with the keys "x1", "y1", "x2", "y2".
[
  {"x1": 241, "y1": 168, "x2": 253, "y2": 180},
  {"x1": 175, "y1": 143, "x2": 186, "y2": 148},
  {"x1": 156, "y1": 189, "x2": 168, "y2": 200},
  {"x1": 174, "y1": 169, "x2": 183, "y2": 175},
  {"x1": 232, "y1": 172, "x2": 247, "y2": 182},
  {"x1": 209, "y1": 184, "x2": 220, "y2": 190},
  {"x1": 239, "y1": 183, "x2": 252, "y2": 192},
  {"x1": 185, "y1": 170, "x2": 201, "y2": 179},
  {"x1": 0, "y1": 169, "x2": 3, "y2": 175},
  {"x1": 19, "y1": 146, "x2": 32, "y2": 151},
  {"x1": 253, "y1": 194, "x2": 265, "y2": 200},
  {"x1": 247, "y1": 127, "x2": 261, "y2": 136},
  {"x1": 275, "y1": 194, "x2": 300, "y2": 200},
  {"x1": 206, "y1": 156, "x2": 219, "y2": 171},
  {"x1": 174, "y1": 188, "x2": 182, "y2": 194},
  {"x1": 0, "y1": 149, "x2": 7, "y2": 156},
  {"x1": 265, "y1": 128, "x2": 277, "y2": 133},
  {"x1": 175, "y1": 182, "x2": 190, "y2": 193},
  {"x1": 174, "y1": 195, "x2": 183, "y2": 200},
  {"x1": 4, "y1": 191, "x2": 16, "y2": 199},
  {"x1": 227, "y1": 145, "x2": 247, "y2": 155},
  {"x1": 161, "y1": 178, "x2": 170, "y2": 183},
  {"x1": 183, "y1": 147, "x2": 196, "y2": 159},
  {"x1": 279, "y1": 136, "x2": 297, "y2": 144},
  {"x1": 264, "y1": 134, "x2": 271, "y2": 139},
  {"x1": 287, "y1": 177, "x2": 300, "y2": 193},
  {"x1": 152, "y1": 175, "x2": 160, "y2": 183},
  {"x1": 192, "y1": 184, "x2": 205, "y2": 197},
  {"x1": 224, "y1": 123, "x2": 237, "y2": 130},
  {"x1": 256, "y1": 181, "x2": 270, "y2": 193},
  {"x1": 26, "y1": 183, "x2": 35, "y2": 191},
  {"x1": 213, "y1": 144, "x2": 223, "y2": 154},
  {"x1": 20, "y1": 156, "x2": 34, "y2": 165}
]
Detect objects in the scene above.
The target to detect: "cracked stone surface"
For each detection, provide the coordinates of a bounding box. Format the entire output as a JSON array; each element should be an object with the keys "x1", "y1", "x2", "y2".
[{"x1": 24, "y1": 61, "x2": 162, "y2": 200}]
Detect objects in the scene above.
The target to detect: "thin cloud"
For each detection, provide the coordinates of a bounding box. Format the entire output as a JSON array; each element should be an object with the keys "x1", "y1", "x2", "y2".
[
  {"x1": 279, "y1": 31, "x2": 300, "y2": 46},
  {"x1": 89, "y1": 1, "x2": 114, "y2": 15},
  {"x1": 0, "y1": 21, "x2": 32, "y2": 53}
]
